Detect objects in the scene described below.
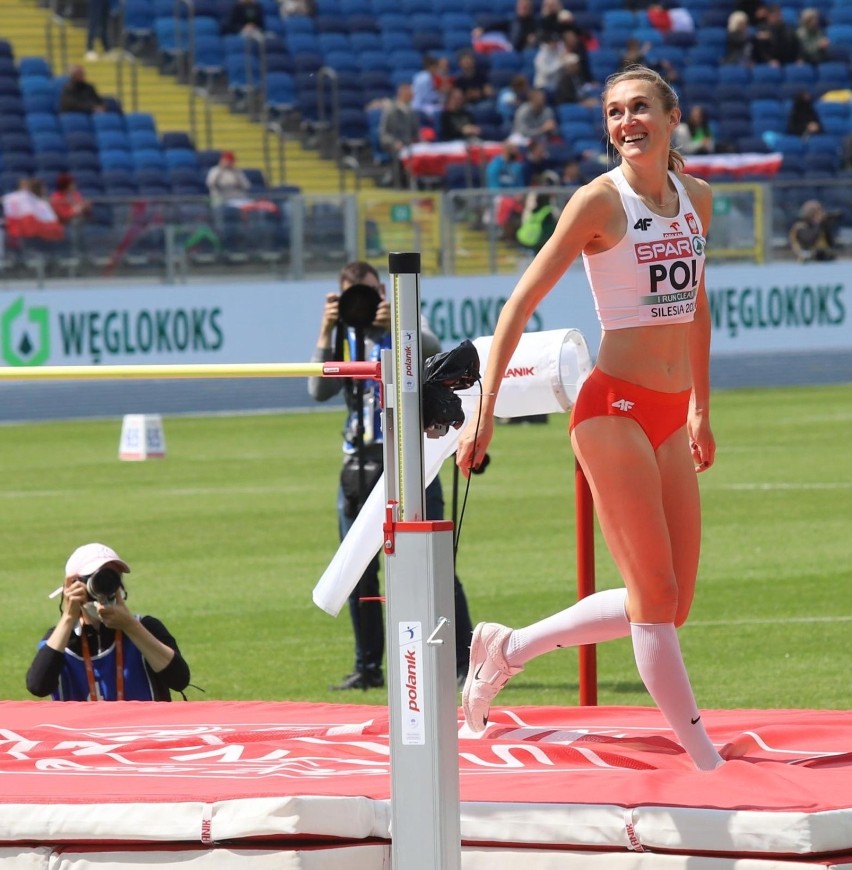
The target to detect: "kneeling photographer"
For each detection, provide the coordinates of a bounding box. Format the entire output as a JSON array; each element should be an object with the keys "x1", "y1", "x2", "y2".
[
  {"x1": 308, "y1": 261, "x2": 474, "y2": 692},
  {"x1": 26, "y1": 543, "x2": 190, "y2": 701}
]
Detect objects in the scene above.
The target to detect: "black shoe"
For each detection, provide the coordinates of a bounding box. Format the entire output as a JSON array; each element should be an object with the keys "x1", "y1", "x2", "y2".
[{"x1": 330, "y1": 669, "x2": 385, "y2": 691}]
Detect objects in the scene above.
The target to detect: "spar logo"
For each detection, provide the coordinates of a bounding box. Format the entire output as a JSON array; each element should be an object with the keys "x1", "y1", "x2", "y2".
[
  {"x1": 634, "y1": 237, "x2": 693, "y2": 262},
  {"x1": 1, "y1": 297, "x2": 51, "y2": 366}
]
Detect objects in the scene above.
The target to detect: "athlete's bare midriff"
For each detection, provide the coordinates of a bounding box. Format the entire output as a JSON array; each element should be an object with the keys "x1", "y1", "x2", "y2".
[{"x1": 596, "y1": 323, "x2": 693, "y2": 393}]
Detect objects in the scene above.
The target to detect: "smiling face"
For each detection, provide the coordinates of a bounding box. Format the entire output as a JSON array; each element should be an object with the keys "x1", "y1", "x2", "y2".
[{"x1": 603, "y1": 73, "x2": 680, "y2": 164}]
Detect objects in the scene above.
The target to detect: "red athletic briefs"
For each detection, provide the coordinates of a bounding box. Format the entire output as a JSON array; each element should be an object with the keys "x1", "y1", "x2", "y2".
[{"x1": 569, "y1": 368, "x2": 691, "y2": 451}]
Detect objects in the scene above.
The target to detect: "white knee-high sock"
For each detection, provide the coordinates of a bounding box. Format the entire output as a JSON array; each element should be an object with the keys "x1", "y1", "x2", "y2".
[
  {"x1": 505, "y1": 588, "x2": 630, "y2": 667},
  {"x1": 630, "y1": 622, "x2": 724, "y2": 771}
]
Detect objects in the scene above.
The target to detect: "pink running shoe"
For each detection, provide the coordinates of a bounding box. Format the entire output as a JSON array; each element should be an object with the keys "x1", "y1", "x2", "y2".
[{"x1": 462, "y1": 622, "x2": 524, "y2": 732}]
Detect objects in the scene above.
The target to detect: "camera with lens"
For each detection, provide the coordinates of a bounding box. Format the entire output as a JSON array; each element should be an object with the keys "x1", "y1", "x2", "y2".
[
  {"x1": 82, "y1": 566, "x2": 123, "y2": 605},
  {"x1": 337, "y1": 282, "x2": 381, "y2": 330}
]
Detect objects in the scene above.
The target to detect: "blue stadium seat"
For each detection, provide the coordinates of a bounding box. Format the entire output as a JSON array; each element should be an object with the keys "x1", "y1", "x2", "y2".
[
  {"x1": 23, "y1": 93, "x2": 56, "y2": 115},
  {"x1": 18, "y1": 57, "x2": 52, "y2": 78},
  {"x1": 0, "y1": 95, "x2": 25, "y2": 117},
  {"x1": 803, "y1": 151, "x2": 839, "y2": 175},
  {"x1": 324, "y1": 50, "x2": 359, "y2": 73},
  {"x1": 68, "y1": 151, "x2": 101, "y2": 172},
  {"x1": 124, "y1": 0, "x2": 155, "y2": 42},
  {"x1": 26, "y1": 113, "x2": 58, "y2": 135},
  {"x1": 92, "y1": 113, "x2": 125, "y2": 134},
  {"x1": 125, "y1": 112, "x2": 157, "y2": 133},
  {"x1": 65, "y1": 130, "x2": 98, "y2": 153},
  {"x1": 1, "y1": 131, "x2": 33, "y2": 153},
  {"x1": 132, "y1": 148, "x2": 166, "y2": 173},
  {"x1": 35, "y1": 151, "x2": 69, "y2": 173},
  {"x1": 129, "y1": 130, "x2": 161, "y2": 151},
  {"x1": 164, "y1": 148, "x2": 200, "y2": 169},
  {"x1": 717, "y1": 65, "x2": 751, "y2": 86},
  {"x1": 59, "y1": 113, "x2": 93, "y2": 134},
  {"x1": 681, "y1": 63, "x2": 719, "y2": 88},
  {"x1": 161, "y1": 131, "x2": 195, "y2": 150},
  {"x1": 601, "y1": 9, "x2": 636, "y2": 29},
  {"x1": 32, "y1": 131, "x2": 66, "y2": 154},
  {"x1": 100, "y1": 149, "x2": 134, "y2": 172},
  {"x1": 2, "y1": 152, "x2": 37, "y2": 174},
  {"x1": 96, "y1": 130, "x2": 131, "y2": 151},
  {"x1": 751, "y1": 63, "x2": 784, "y2": 85},
  {"x1": 318, "y1": 32, "x2": 350, "y2": 54},
  {"x1": 346, "y1": 13, "x2": 381, "y2": 33}
]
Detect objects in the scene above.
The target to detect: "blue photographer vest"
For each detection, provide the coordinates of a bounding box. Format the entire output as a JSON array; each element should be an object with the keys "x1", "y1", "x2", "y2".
[
  {"x1": 342, "y1": 328, "x2": 389, "y2": 455},
  {"x1": 47, "y1": 628, "x2": 156, "y2": 701}
]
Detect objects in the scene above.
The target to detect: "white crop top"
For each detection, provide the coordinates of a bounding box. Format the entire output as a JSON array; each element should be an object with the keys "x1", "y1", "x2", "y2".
[{"x1": 581, "y1": 165, "x2": 706, "y2": 330}]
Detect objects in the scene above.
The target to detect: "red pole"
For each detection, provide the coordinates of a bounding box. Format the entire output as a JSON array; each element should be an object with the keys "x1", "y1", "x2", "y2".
[{"x1": 575, "y1": 459, "x2": 597, "y2": 706}]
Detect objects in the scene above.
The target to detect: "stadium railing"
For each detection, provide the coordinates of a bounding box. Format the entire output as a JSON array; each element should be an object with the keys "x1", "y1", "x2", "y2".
[{"x1": 1, "y1": 179, "x2": 849, "y2": 285}]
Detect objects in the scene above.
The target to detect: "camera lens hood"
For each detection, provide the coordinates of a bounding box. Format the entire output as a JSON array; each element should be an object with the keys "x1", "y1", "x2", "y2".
[{"x1": 338, "y1": 283, "x2": 380, "y2": 329}]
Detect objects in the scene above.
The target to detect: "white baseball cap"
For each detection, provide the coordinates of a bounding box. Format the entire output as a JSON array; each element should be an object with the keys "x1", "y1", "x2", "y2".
[{"x1": 49, "y1": 543, "x2": 131, "y2": 599}]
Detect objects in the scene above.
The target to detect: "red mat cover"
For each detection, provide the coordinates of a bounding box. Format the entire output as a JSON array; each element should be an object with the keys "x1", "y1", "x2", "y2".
[{"x1": 1, "y1": 701, "x2": 851, "y2": 859}]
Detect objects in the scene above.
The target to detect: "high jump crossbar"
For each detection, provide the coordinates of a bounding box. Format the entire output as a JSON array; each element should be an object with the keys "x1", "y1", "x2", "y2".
[{"x1": 0, "y1": 362, "x2": 382, "y2": 381}]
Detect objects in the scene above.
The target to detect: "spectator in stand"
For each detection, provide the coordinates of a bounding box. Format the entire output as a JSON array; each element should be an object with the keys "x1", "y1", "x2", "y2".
[
  {"x1": 486, "y1": 139, "x2": 526, "y2": 239},
  {"x1": 2, "y1": 177, "x2": 65, "y2": 262},
  {"x1": 788, "y1": 199, "x2": 838, "y2": 261},
  {"x1": 646, "y1": 4, "x2": 695, "y2": 37},
  {"x1": 510, "y1": 0, "x2": 539, "y2": 51},
  {"x1": 412, "y1": 55, "x2": 451, "y2": 123},
  {"x1": 378, "y1": 83, "x2": 420, "y2": 188},
  {"x1": 498, "y1": 73, "x2": 531, "y2": 127},
  {"x1": 439, "y1": 87, "x2": 482, "y2": 141},
  {"x1": 85, "y1": 0, "x2": 114, "y2": 61},
  {"x1": 206, "y1": 150, "x2": 252, "y2": 230},
  {"x1": 786, "y1": 90, "x2": 823, "y2": 137},
  {"x1": 279, "y1": 0, "x2": 315, "y2": 14},
  {"x1": 521, "y1": 137, "x2": 550, "y2": 183},
  {"x1": 619, "y1": 38, "x2": 681, "y2": 87},
  {"x1": 227, "y1": 0, "x2": 265, "y2": 36},
  {"x1": 455, "y1": 50, "x2": 494, "y2": 107},
  {"x1": 737, "y1": 0, "x2": 768, "y2": 25},
  {"x1": 673, "y1": 105, "x2": 715, "y2": 155},
  {"x1": 796, "y1": 8, "x2": 830, "y2": 65},
  {"x1": 59, "y1": 65, "x2": 105, "y2": 114},
  {"x1": 753, "y1": 3, "x2": 802, "y2": 65},
  {"x1": 512, "y1": 87, "x2": 557, "y2": 144},
  {"x1": 537, "y1": 0, "x2": 572, "y2": 43},
  {"x1": 554, "y1": 51, "x2": 600, "y2": 106},
  {"x1": 50, "y1": 173, "x2": 93, "y2": 227},
  {"x1": 533, "y1": 30, "x2": 567, "y2": 91},
  {"x1": 724, "y1": 11, "x2": 755, "y2": 65}
]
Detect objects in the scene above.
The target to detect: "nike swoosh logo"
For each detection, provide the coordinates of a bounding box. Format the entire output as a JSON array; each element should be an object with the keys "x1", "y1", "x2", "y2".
[
  {"x1": 690, "y1": 716, "x2": 701, "y2": 725},
  {"x1": 474, "y1": 663, "x2": 484, "y2": 680}
]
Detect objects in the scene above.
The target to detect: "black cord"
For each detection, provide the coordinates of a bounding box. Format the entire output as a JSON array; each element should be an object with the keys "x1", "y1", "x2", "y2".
[{"x1": 453, "y1": 380, "x2": 483, "y2": 559}]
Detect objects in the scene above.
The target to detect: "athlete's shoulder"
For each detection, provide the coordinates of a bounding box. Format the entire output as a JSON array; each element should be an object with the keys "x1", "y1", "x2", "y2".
[
  {"x1": 566, "y1": 172, "x2": 621, "y2": 217},
  {"x1": 676, "y1": 171, "x2": 712, "y2": 207}
]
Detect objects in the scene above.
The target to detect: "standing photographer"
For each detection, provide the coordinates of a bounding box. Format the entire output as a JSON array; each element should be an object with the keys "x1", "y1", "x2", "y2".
[
  {"x1": 308, "y1": 261, "x2": 474, "y2": 691},
  {"x1": 26, "y1": 543, "x2": 190, "y2": 701}
]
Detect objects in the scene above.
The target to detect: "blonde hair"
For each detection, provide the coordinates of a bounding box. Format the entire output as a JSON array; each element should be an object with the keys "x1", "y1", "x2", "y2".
[
  {"x1": 727, "y1": 10, "x2": 748, "y2": 31},
  {"x1": 601, "y1": 64, "x2": 684, "y2": 172}
]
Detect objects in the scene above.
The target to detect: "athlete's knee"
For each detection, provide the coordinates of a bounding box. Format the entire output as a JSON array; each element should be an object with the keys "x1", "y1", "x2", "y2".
[{"x1": 627, "y1": 576, "x2": 679, "y2": 622}]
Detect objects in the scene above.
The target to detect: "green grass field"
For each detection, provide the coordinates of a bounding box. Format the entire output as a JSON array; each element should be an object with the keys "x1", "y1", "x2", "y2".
[{"x1": 3, "y1": 383, "x2": 851, "y2": 710}]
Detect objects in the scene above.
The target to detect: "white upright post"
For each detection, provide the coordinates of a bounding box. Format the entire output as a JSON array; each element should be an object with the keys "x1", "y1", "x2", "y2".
[{"x1": 382, "y1": 252, "x2": 462, "y2": 870}]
